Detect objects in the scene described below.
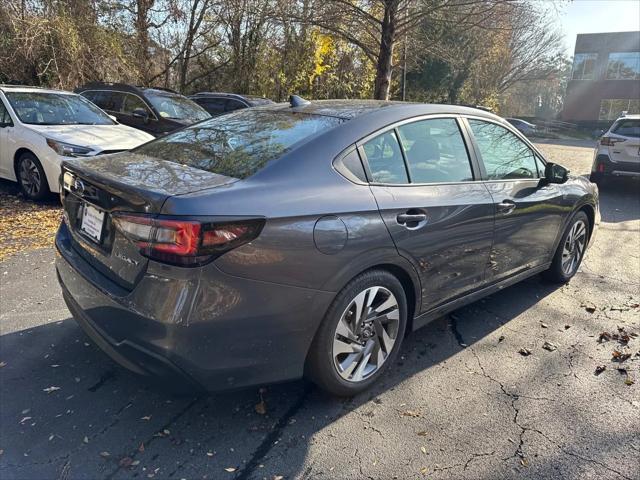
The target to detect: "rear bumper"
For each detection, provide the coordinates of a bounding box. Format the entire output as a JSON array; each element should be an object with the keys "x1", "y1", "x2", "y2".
[
  {"x1": 592, "y1": 154, "x2": 640, "y2": 177},
  {"x1": 55, "y1": 222, "x2": 334, "y2": 391}
]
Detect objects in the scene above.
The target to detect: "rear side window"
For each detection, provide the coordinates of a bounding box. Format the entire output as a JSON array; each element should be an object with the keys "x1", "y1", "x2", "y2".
[
  {"x1": 196, "y1": 98, "x2": 226, "y2": 116},
  {"x1": 612, "y1": 119, "x2": 640, "y2": 138},
  {"x1": 397, "y1": 118, "x2": 472, "y2": 183},
  {"x1": 133, "y1": 110, "x2": 342, "y2": 179},
  {"x1": 362, "y1": 131, "x2": 408, "y2": 184},
  {"x1": 225, "y1": 99, "x2": 246, "y2": 112},
  {"x1": 468, "y1": 119, "x2": 538, "y2": 180}
]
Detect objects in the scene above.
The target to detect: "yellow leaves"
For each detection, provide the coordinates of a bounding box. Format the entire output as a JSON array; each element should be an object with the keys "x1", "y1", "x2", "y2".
[{"x1": 0, "y1": 193, "x2": 61, "y2": 261}]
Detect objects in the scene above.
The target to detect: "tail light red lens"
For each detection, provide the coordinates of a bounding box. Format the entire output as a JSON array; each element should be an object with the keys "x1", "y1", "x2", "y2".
[
  {"x1": 112, "y1": 214, "x2": 264, "y2": 266},
  {"x1": 600, "y1": 136, "x2": 624, "y2": 146}
]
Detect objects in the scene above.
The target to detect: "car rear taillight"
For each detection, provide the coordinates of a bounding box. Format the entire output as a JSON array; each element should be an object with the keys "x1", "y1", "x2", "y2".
[
  {"x1": 112, "y1": 214, "x2": 264, "y2": 266},
  {"x1": 600, "y1": 136, "x2": 624, "y2": 146}
]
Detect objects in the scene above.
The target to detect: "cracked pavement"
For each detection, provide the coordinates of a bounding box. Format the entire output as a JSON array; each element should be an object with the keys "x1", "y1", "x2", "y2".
[{"x1": 1, "y1": 140, "x2": 639, "y2": 479}]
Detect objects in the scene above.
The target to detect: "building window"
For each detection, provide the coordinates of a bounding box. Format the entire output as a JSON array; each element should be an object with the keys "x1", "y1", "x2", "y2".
[
  {"x1": 599, "y1": 99, "x2": 640, "y2": 121},
  {"x1": 606, "y1": 52, "x2": 640, "y2": 80},
  {"x1": 572, "y1": 53, "x2": 598, "y2": 80}
]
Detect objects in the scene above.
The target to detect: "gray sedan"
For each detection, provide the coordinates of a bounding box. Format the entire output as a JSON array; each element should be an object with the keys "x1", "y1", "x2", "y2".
[{"x1": 55, "y1": 98, "x2": 599, "y2": 396}]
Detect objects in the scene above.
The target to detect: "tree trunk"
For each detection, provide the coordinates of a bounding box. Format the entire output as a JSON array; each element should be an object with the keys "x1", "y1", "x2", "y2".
[{"x1": 373, "y1": 2, "x2": 397, "y2": 100}]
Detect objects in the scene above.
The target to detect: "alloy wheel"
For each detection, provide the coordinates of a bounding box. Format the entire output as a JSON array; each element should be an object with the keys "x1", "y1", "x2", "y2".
[
  {"x1": 561, "y1": 219, "x2": 587, "y2": 276},
  {"x1": 332, "y1": 286, "x2": 400, "y2": 383},
  {"x1": 19, "y1": 157, "x2": 42, "y2": 198}
]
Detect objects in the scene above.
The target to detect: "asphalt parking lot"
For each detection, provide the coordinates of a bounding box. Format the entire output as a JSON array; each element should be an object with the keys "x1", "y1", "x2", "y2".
[{"x1": 0, "y1": 139, "x2": 638, "y2": 480}]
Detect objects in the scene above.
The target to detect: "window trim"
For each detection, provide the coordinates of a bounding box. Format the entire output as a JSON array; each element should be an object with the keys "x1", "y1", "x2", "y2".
[
  {"x1": 79, "y1": 89, "x2": 159, "y2": 121},
  {"x1": 571, "y1": 52, "x2": 598, "y2": 80},
  {"x1": 354, "y1": 114, "x2": 482, "y2": 187},
  {"x1": 605, "y1": 51, "x2": 640, "y2": 80},
  {"x1": 460, "y1": 115, "x2": 547, "y2": 183}
]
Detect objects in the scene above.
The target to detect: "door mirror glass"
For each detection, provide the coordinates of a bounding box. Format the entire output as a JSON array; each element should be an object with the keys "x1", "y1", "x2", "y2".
[
  {"x1": 132, "y1": 107, "x2": 149, "y2": 121},
  {"x1": 544, "y1": 163, "x2": 569, "y2": 184}
]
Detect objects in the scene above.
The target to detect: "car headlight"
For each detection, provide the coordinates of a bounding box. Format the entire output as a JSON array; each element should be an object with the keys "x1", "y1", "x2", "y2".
[{"x1": 46, "y1": 138, "x2": 92, "y2": 157}]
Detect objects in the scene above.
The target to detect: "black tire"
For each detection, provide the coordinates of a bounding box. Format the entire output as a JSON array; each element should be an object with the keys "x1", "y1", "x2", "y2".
[
  {"x1": 306, "y1": 269, "x2": 408, "y2": 396},
  {"x1": 16, "y1": 152, "x2": 50, "y2": 201},
  {"x1": 544, "y1": 211, "x2": 590, "y2": 283}
]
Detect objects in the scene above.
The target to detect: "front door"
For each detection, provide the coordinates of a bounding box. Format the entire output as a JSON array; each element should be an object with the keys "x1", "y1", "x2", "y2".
[
  {"x1": 0, "y1": 98, "x2": 15, "y2": 177},
  {"x1": 465, "y1": 118, "x2": 565, "y2": 281},
  {"x1": 361, "y1": 117, "x2": 495, "y2": 312}
]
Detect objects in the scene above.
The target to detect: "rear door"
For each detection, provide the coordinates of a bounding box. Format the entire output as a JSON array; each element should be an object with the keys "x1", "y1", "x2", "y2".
[
  {"x1": 0, "y1": 97, "x2": 14, "y2": 177},
  {"x1": 361, "y1": 116, "x2": 495, "y2": 312},
  {"x1": 464, "y1": 118, "x2": 565, "y2": 281}
]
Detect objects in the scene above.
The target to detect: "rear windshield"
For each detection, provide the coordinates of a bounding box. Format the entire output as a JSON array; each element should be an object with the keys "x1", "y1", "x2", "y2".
[
  {"x1": 612, "y1": 119, "x2": 640, "y2": 138},
  {"x1": 134, "y1": 109, "x2": 343, "y2": 179}
]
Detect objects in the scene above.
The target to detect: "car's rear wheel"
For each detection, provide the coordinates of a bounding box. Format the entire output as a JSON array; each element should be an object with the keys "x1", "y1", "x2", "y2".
[
  {"x1": 544, "y1": 211, "x2": 590, "y2": 283},
  {"x1": 16, "y1": 152, "x2": 49, "y2": 201},
  {"x1": 306, "y1": 270, "x2": 407, "y2": 396}
]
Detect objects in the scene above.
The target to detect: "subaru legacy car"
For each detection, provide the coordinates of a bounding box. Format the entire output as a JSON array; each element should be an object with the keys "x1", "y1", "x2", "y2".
[
  {"x1": 55, "y1": 98, "x2": 599, "y2": 396},
  {"x1": 0, "y1": 85, "x2": 154, "y2": 200},
  {"x1": 590, "y1": 114, "x2": 639, "y2": 186}
]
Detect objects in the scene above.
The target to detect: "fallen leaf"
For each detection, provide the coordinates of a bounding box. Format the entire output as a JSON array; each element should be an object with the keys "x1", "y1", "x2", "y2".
[
  {"x1": 48, "y1": 434, "x2": 54, "y2": 441},
  {"x1": 207, "y1": 451, "x2": 215, "y2": 457},
  {"x1": 420, "y1": 466, "x2": 429, "y2": 475},
  {"x1": 582, "y1": 303, "x2": 596, "y2": 313},
  {"x1": 141, "y1": 415, "x2": 152, "y2": 421},
  {"x1": 612, "y1": 350, "x2": 631, "y2": 362},
  {"x1": 254, "y1": 400, "x2": 267, "y2": 415},
  {"x1": 99, "y1": 451, "x2": 110, "y2": 458},
  {"x1": 119, "y1": 457, "x2": 134, "y2": 468},
  {"x1": 540, "y1": 322, "x2": 548, "y2": 328},
  {"x1": 224, "y1": 467, "x2": 237, "y2": 473},
  {"x1": 542, "y1": 341, "x2": 557, "y2": 352},
  {"x1": 594, "y1": 365, "x2": 606, "y2": 375},
  {"x1": 518, "y1": 348, "x2": 532, "y2": 356},
  {"x1": 400, "y1": 410, "x2": 421, "y2": 418},
  {"x1": 43, "y1": 386, "x2": 61, "y2": 394},
  {"x1": 564, "y1": 325, "x2": 571, "y2": 330},
  {"x1": 417, "y1": 431, "x2": 429, "y2": 436},
  {"x1": 420, "y1": 446, "x2": 427, "y2": 454},
  {"x1": 498, "y1": 335, "x2": 505, "y2": 343},
  {"x1": 0, "y1": 361, "x2": 6, "y2": 368}
]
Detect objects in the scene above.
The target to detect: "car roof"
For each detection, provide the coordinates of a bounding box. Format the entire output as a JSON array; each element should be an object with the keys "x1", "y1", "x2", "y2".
[
  {"x1": 189, "y1": 92, "x2": 272, "y2": 103},
  {"x1": 255, "y1": 99, "x2": 502, "y2": 121},
  {"x1": 0, "y1": 85, "x2": 76, "y2": 95},
  {"x1": 617, "y1": 114, "x2": 640, "y2": 120}
]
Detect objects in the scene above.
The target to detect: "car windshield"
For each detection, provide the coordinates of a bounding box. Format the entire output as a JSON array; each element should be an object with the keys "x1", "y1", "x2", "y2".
[
  {"x1": 612, "y1": 119, "x2": 640, "y2": 138},
  {"x1": 5, "y1": 92, "x2": 114, "y2": 125},
  {"x1": 144, "y1": 91, "x2": 210, "y2": 123},
  {"x1": 133, "y1": 109, "x2": 343, "y2": 179}
]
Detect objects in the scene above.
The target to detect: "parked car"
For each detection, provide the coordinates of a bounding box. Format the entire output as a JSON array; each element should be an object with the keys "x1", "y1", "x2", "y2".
[
  {"x1": 590, "y1": 114, "x2": 640, "y2": 186},
  {"x1": 506, "y1": 117, "x2": 538, "y2": 136},
  {"x1": 55, "y1": 98, "x2": 599, "y2": 396},
  {"x1": 189, "y1": 92, "x2": 274, "y2": 116},
  {"x1": 75, "y1": 83, "x2": 210, "y2": 137},
  {"x1": 0, "y1": 85, "x2": 154, "y2": 200}
]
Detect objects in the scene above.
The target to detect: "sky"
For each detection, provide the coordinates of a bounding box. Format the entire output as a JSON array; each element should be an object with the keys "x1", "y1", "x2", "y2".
[{"x1": 554, "y1": 0, "x2": 640, "y2": 55}]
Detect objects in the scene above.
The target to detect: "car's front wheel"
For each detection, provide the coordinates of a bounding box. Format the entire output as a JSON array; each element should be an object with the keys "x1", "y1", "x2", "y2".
[
  {"x1": 16, "y1": 152, "x2": 49, "y2": 201},
  {"x1": 544, "y1": 211, "x2": 590, "y2": 283},
  {"x1": 306, "y1": 270, "x2": 407, "y2": 396}
]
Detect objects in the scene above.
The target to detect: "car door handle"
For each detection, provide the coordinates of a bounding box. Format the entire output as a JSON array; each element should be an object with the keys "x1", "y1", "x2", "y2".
[
  {"x1": 497, "y1": 200, "x2": 517, "y2": 215},
  {"x1": 397, "y1": 213, "x2": 427, "y2": 224}
]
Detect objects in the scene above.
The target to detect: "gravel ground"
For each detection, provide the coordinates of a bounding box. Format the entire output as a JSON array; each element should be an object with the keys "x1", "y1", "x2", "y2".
[{"x1": 0, "y1": 140, "x2": 638, "y2": 480}]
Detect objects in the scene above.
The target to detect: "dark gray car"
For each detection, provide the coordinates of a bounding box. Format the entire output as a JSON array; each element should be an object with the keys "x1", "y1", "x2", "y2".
[{"x1": 55, "y1": 99, "x2": 600, "y2": 396}]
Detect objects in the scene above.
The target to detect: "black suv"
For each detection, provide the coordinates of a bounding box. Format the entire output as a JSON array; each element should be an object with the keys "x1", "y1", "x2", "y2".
[
  {"x1": 189, "y1": 92, "x2": 273, "y2": 117},
  {"x1": 75, "y1": 83, "x2": 210, "y2": 136}
]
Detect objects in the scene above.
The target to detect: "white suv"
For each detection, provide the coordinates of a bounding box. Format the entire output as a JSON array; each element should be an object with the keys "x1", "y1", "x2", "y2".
[
  {"x1": 0, "y1": 85, "x2": 154, "y2": 200},
  {"x1": 590, "y1": 114, "x2": 640, "y2": 186}
]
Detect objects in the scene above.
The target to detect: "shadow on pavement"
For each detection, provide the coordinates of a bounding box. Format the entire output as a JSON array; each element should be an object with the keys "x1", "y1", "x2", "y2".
[
  {"x1": 597, "y1": 179, "x2": 640, "y2": 223},
  {"x1": 1, "y1": 274, "x2": 563, "y2": 480}
]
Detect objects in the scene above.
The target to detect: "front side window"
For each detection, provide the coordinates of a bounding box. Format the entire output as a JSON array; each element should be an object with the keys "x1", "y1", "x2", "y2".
[
  {"x1": 397, "y1": 118, "x2": 473, "y2": 183},
  {"x1": 144, "y1": 91, "x2": 210, "y2": 122},
  {"x1": 606, "y1": 52, "x2": 640, "y2": 80},
  {"x1": 362, "y1": 130, "x2": 408, "y2": 184},
  {"x1": 133, "y1": 109, "x2": 342, "y2": 179},
  {"x1": 5, "y1": 92, "x2": 115, "y2": 125},
  {"x1": 468, "y1": 119, "x2": 538, "y2": 180},
  {"x1": 122, "y1": 94, "x2": 150, "y2": 116},
  {"x1": 572, "y1": 53, "x2": 598, "y2": 80}
]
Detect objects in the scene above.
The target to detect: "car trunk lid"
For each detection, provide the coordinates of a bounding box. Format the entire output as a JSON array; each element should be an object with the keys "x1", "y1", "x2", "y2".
[{"x1": 61, "y1": 153, "x2": 236, "y2": 290}]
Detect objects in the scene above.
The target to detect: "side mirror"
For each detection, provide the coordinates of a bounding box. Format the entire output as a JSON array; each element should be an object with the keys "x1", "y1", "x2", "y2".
[
  {"x1": 132, "y1": 108, "x2": 150, "y2": 123},
  {"x1": 544, "y1": 163, "x2": 569, "y2": 184}
]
